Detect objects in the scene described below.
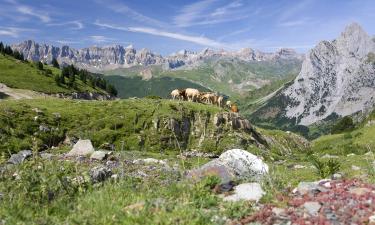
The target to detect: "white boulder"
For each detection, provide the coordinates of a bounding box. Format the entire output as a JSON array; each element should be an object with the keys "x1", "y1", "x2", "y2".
[
  {"x1": 66, "y1": 139, "x2": 95, "y2": 157},
  {"x1": 223, "y1": 183, "x2": 265, "y2": 202},
  {"x1": 218, "y1": 149, "x2": 269, "y2": 179}
]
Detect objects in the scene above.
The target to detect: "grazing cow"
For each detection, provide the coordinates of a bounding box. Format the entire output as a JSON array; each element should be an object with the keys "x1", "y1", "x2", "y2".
[
  {"x1": 231, "y1": 104, "x2": 239, "y2": 113},
  {"x1": 217, "y1": 95, "x2": 224, "y2": 107},
  {"x1": 171, "y1": 89, "x2": 181, "y2": 100},
  {"x1": 199, "y1": 92, "x2": 215, "y2": 104},
  {"x1": 185, "y1": 88, "x2": 200, "y2": 102},
  {"x1": 226, "y1": 101, "x2": 232, "y2": 108}
]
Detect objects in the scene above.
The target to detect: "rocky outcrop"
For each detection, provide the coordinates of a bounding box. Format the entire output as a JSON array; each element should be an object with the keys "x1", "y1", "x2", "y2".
[
  {"x1": 54, "y1": 92, "x2": 115, "y2": 100},
  {"x1": 283, "y1": 23, "x2": 375, "y2": 125},
  {"x1": 11, "y1": 40, "x2": 303, "y2": 72},
  {"x1": 158, "y1": 111, "x2": 267, "y2": 152}
]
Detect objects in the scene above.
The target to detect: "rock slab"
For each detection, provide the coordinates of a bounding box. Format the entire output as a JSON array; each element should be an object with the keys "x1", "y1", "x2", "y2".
[{"x1": 66, "y1": 139, "x2": 95, "y2": 157}]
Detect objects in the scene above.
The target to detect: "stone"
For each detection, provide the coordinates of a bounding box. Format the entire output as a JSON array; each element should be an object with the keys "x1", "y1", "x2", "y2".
[
  {"x1": 66, "y1": 139, "x2": 95, "y2": 157},
  {"x1": 293, "y1": 181, "x2": 320, "y2": 195},
  {"x1": 218, "y1": 149, "x2": 268, "y2": 179},
  {"x1": 347, "y1": 153, "x2": 356, "y2": 157},
  {"x1": 90, "y1": 151, "x2": 112, "y2": 161},
  {"x1": 351, "y1": 165, "x2": 361, "y2": 171},
  {"x1": 7, "y1": 150, "x2": 32, "y2": 164},
  {"x1": 89, "y1": 166, "x2": 112, "y2": 183},
  {"x1": 133, "y1": 158, "x2": 167, "y2": 166},
  {"x1": 349, "y1": 187, "x2": 371, "y2": 196},
  {"x1": 223, "y1": 183, "x2": 265, "y2": 202},
  {"x1": 293, "y1": 164, "x2": 306, "y2": 169},
  {"x1": 187, "y1": 160, "x2": 235, "y2": 184},
  {"x1": 303, "y1": 201, "x2": 321, "y2": 216},
  {"x1": 40, "y1": 152, "x2": 53, "y2": 160},
  {"x1": 369, "y1": 214, "x2": 375, "y2": 224},
  {"x1": 331, "y1": 173, "x2": 343, "y2": 180}
]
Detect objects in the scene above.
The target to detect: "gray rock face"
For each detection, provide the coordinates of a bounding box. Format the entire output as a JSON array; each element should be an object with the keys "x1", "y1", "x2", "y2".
[
  {"x1": 11, "y1": 40, "x2": 302, "y2": 72},
  {"x1": 283, "y1": 23, "x2": 375, "y2": 125},
  {"x1": 66, "y1": 139, "x2": 95, "y2": 157},
  {"x1": 7, "y1": 150, "x2": 32, "y2": 164}
]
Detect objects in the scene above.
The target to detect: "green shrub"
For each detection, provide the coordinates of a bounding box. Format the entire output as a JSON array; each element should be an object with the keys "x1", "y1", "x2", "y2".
[
  {"x1": 309, "y1": 155, "x2": 341, "y2": 178},
  {"x1": 331, "y1": 116, "x2": 355, "y2": 134}
]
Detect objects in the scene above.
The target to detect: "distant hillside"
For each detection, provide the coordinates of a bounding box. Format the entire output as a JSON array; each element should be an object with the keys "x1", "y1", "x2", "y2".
[
  {"x1": 0, "y1": 50, "x2": 114, "y2": 98},
  {"x1": 105, "y1": 57, "x2": 301, "y2": 99},
  {"x1": 105, "y1": 75, "x2": 210, "y2": 99}
]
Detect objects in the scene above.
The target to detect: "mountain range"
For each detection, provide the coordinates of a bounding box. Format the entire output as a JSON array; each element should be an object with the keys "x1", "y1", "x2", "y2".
[{"x1": 11, "y1": 41, "x2": 303, "y2": 72}]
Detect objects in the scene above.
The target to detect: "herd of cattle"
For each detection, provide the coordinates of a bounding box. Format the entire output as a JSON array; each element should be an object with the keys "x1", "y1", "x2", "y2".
[{"x1": 170, "y1": 88, "x2": 238, "y2": 112}]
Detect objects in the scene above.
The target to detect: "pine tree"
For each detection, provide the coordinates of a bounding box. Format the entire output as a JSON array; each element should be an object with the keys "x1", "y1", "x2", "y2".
[
  {"x1": 4, "y1": 46, "x2": 13, "y2": 55},
  {"x1": 51, "y1": 58, "x2": 59, "y2": 68},
  {"x1": 36, "y1": 61, "x2": 44, "y2": 70},
  {"x1": 106, "y1": 83, "x2": 118, "y2": 96},
  {"x1": 0, "y1": 42, "x2": 4, "y2": 54}
]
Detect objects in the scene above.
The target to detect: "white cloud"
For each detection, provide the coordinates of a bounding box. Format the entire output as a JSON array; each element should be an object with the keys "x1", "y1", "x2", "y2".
[
  {"x1": 173, "y1": 0, "x2": 249, "y2": 27},
  {"x1": 2, "y1": 0, "x2": 51, "y2": 23},
  {"x1": 94, "y1": 21, "x2": 227, "y2": 48},
  {"x1": 278, "y1": 0, "x2": 312, "y2": 23},
  {"x1": 16, "y1": 5, "x2": 51, "y2": 23},
  {"x1": 96, "y1": 0, "x2": 166, "y2": 27},
  {"x1": 0, "y1": 26, "x2": 35, "y2": 38},
  {"x1": 48, "y1": 21, "x2": 84, "y2": 30},
  {"x1": 89, "y1": 35, "x2": 116, "y2": 43},
  {"x1": 55, "y1": 40, "x2": 81, "y2": 45}
]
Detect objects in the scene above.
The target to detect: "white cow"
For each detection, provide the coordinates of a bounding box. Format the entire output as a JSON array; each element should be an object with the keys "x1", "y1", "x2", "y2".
[{"x1": 185, "y1": 88, "x2": 200, "y2": 102}]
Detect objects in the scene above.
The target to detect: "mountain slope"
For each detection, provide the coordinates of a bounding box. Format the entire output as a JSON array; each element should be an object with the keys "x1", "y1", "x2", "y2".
[
  {"x1": 249, "y1": 23, "x2": 375, "y2": 135},
  {"x1": 0, "y1": 54, "x2": 110, "y2": 98},
  {"x1": 106, "y1": 57, "x2": 301, "y2": 98}
]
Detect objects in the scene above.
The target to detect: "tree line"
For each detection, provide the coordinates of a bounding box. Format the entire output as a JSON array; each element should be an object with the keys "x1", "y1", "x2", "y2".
[
  {"x1": 0, "y1": 41, "x2": 24, "y2": 61},
  {"x1": 0, "y1": 41, "x2": 117, "y2": 96}
]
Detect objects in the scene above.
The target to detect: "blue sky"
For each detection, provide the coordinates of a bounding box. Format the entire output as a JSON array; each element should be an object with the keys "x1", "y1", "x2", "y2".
[{"x1": 0, "y1": 0, "x2": 374, "y2": 55}]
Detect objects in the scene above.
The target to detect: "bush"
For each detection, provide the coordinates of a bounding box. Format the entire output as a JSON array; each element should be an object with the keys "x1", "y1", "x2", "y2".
[
  {"x1": 309, "y1": 155, "x2": 341, "y2": 178},
  {"x1": 331, "y1": 116, "x2": 354, "y2": 134}
]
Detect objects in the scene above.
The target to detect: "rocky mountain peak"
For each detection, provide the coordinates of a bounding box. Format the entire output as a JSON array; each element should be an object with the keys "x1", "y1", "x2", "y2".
[
  {"x1": 283, "y1": 22, "x2": 375, "y2": 125},
  {"x1": 336, "y1": 22, "x2": 374, "y2": 58}
]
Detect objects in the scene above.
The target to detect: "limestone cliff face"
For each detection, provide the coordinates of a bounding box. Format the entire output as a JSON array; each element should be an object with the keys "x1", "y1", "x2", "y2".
[{"x1": 283, "y1": 23, "x2": 375, "y2": 125}]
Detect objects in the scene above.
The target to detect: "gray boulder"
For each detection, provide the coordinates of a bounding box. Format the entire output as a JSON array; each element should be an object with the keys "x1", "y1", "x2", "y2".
[
  {"x1": 89, "y1": 166, "x2": 112, "y2": 183},
  {"x1": 66, "y1": 139, "x2": 95, "y2": 157},
  {"x1": 90, "y1": 151, "x2": 112, "y2": 161},
  {"x1": 7, "y1": 150, "x2": 32, "y2": 164}
]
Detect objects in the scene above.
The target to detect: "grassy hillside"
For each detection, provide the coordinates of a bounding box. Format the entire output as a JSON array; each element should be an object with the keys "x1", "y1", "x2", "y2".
[
  {"x1": 1, "y1": 99, "x2": 374, "y2": 224},
  {"x1": 0, "y1": 54, "x2": 106, "y2": 95},
  {"x1": 104, "y1": 58, "x2": 301, "y2": 99},
  {"x1": 105, "y1": 75, "x2": 210, "y2": 99}
]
